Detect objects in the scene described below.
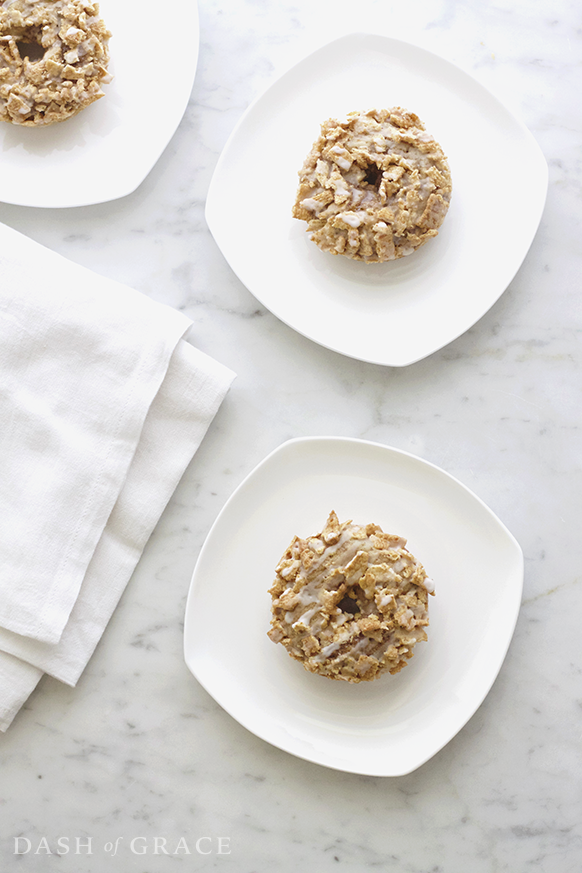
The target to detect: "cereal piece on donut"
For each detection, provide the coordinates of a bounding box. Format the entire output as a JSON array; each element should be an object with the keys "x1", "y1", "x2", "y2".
[
  {"x1": 268, "y1": 511, "x2": 435, "y2": 682},
  {"x1": 0, "y1": 0, "x2": 111, "y2": 126},
  {"x1": 292, "y1": 108, "x2": 452, "y2": 263}
]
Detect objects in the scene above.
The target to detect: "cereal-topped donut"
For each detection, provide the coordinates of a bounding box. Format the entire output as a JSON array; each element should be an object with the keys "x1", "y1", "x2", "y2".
[
  {"x1": 0, "y1": 0, "x2": 111, "y2": 126},
  {"x1": 292, "y1": 108, "x2": 452, "y2": 263},
  {"x1": 268, "y1": 511, "x2": 435, "y2": 682}
]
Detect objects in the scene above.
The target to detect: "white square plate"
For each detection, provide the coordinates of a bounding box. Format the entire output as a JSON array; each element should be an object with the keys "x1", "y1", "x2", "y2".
[
  {"x1": 184, "y1": 437, "x2": 524, "y2": 776},
  {"x1": 0, "y1": 0, "x2": 198, "y2": 207},
  {"x1": 206, "y1": 33, "x2": 548, "y2": 366}
]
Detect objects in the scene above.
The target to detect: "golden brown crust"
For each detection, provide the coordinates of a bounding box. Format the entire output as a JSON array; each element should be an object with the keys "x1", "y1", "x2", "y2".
[
  {"x1": 0, "y1": 0, "x2": 111, "y2": 126},
  {"x1": 292, "y1": 108, "x2": 452, "y2": 263},
  {"x1": 268, "y1": 511, "x2": 435, "y2": 682}
]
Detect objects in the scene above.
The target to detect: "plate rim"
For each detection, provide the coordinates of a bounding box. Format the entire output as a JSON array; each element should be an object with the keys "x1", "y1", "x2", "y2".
[
  {"x1": 205, "y1": 31, "x2": 548, "y2": 367},
  {"x1": 184, "y1": 435, "x2": 524, "y2": 776}
]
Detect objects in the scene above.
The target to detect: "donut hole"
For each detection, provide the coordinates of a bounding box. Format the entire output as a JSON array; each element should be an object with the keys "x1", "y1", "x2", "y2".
[
  {"x1": 363, "y1": 162, "x2": 383, "y2": 189},
  {"x1": 338, "y1": 584, "x2": 368, "y2": 616},
  {"x1": 16, "y1": 40, "x2": 46, "y2": 63},
  {"x1": 337, "y1": 595, "x2": 360, "y2": 615}
]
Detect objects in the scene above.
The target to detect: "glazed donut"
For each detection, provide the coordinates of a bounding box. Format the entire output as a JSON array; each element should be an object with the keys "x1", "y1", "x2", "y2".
[
  {"x1": 0, "y1": 0, "x2": 111, "y2": 126},
  {"x1": 268, "y1": 511, "x2": 434, "y2": 683},
  {"x1": 292, "y1": 108, "x2": 452, "y2": 263}
]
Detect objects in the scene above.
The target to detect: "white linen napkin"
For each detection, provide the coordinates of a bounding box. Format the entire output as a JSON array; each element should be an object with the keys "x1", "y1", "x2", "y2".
[
  {"x1": 0, "y1": 223, "x2": 235, "y2": 731},
  {"x1": 0, "y1": 653, "x2": 42, "y2": 733}
]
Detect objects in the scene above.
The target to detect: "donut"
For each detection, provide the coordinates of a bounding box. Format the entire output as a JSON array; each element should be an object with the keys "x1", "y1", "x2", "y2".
[
  {"x1": 292, "y1": 108, "x2": 452, "y2": 263},
  {"x1": 0, "y1": 0, "x2": 111, "y2": 126},
  {"x1": 268, "y1": 510, "x2": 435, "y2": 682}
]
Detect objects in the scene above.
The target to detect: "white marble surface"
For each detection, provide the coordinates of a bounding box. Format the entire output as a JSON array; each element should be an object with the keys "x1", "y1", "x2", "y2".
[{"x1": 1, "y1": 0, "x2": 581, "y2": 870}]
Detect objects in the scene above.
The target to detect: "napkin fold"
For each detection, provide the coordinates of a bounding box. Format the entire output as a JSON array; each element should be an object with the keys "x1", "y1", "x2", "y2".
[
  {"x1": 0, "y1": 653, "x2": 42, "y2": 733},
  {"x1": 0, "y1": 223, "x2": 235, "y2": 731}
]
